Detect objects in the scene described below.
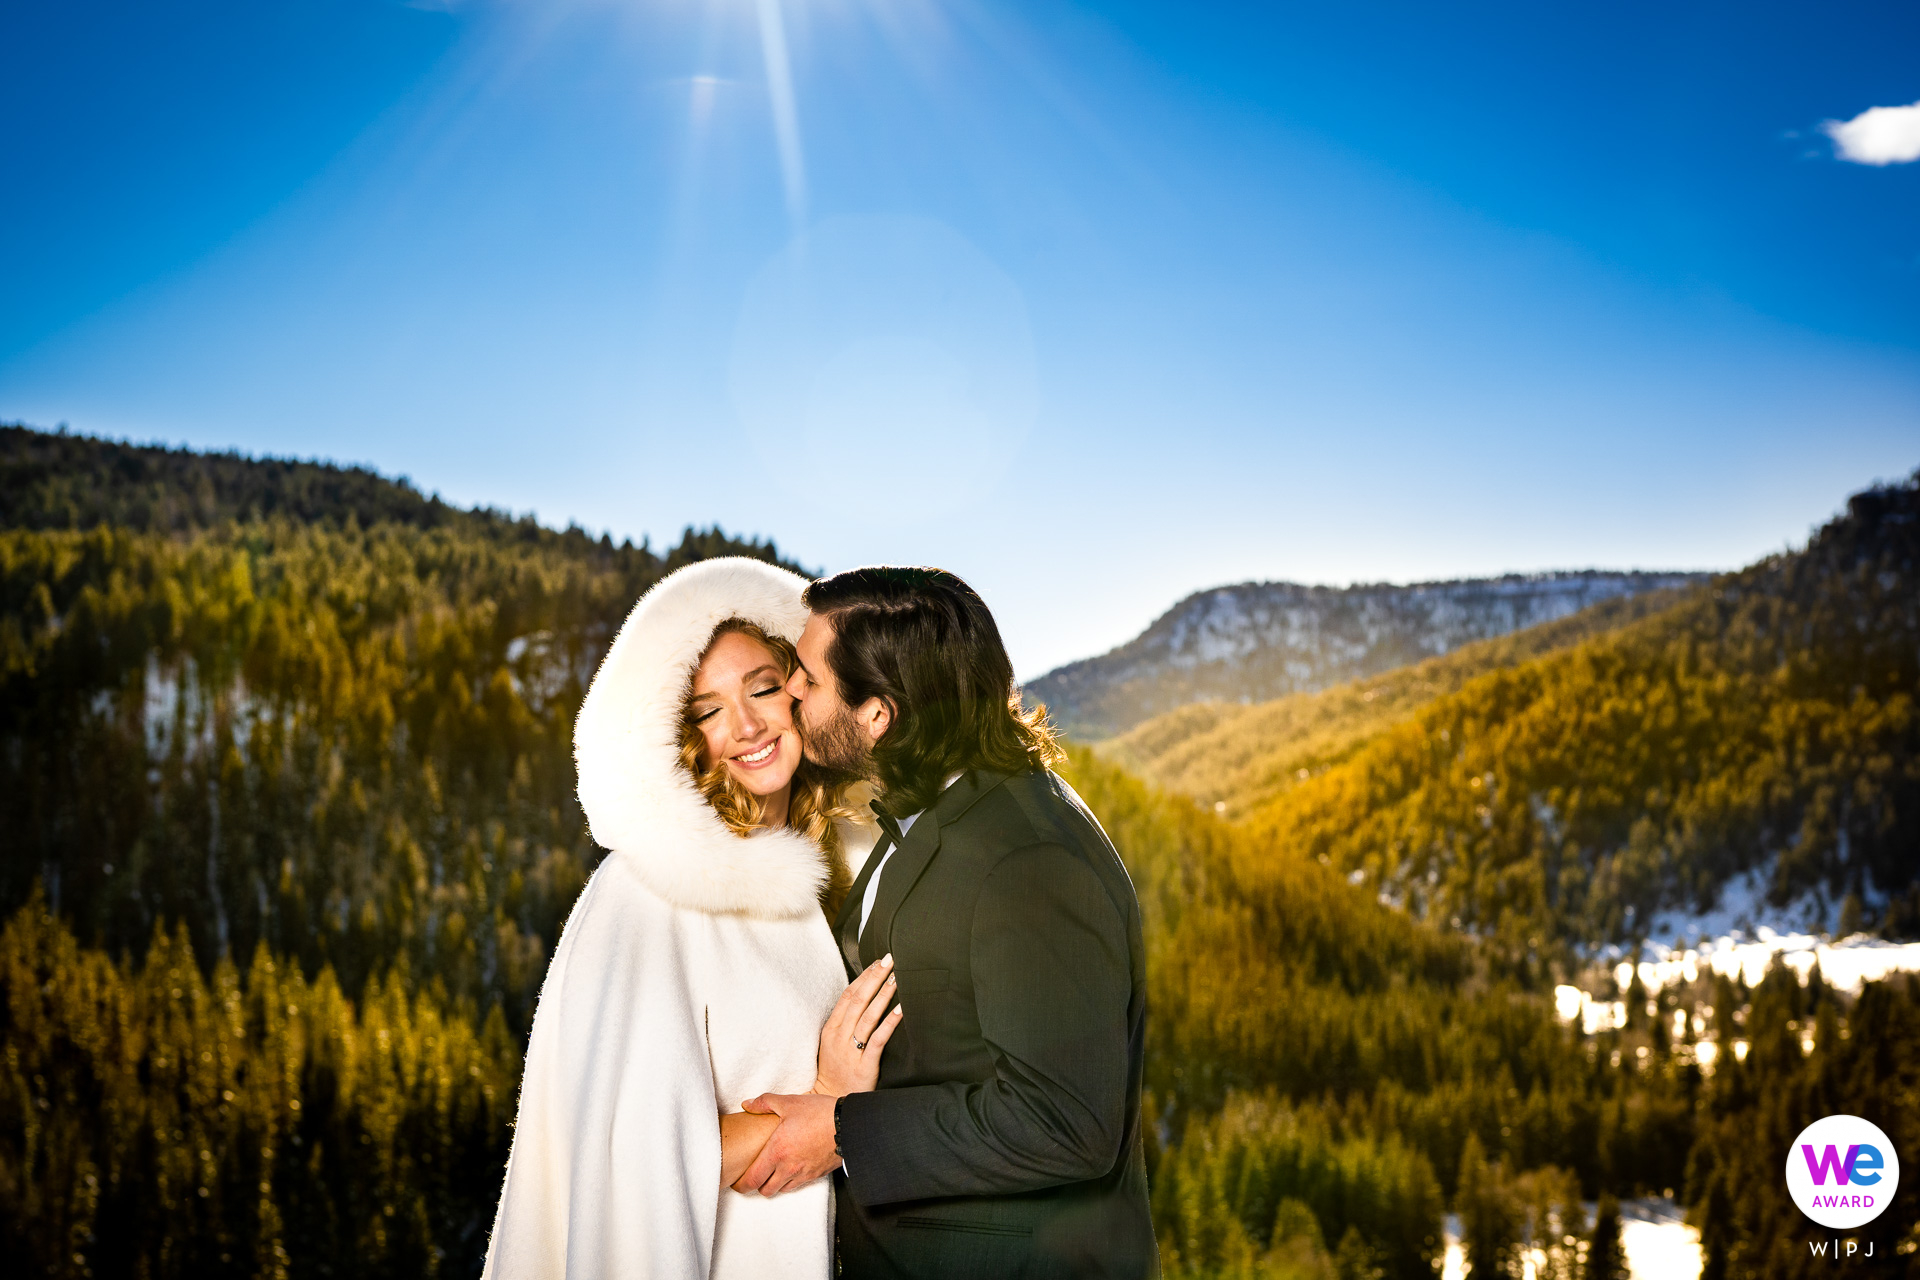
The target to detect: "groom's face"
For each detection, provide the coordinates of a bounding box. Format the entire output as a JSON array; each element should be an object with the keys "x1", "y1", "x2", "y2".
[{"x1": 787, "y1": 611, "x2": 888, "y2": 773}]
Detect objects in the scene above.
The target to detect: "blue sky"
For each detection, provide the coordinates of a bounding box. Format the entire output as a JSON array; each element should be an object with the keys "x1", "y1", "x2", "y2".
[{"x1": 3, "y1": 0, "x2": 1917, "y2": 677}]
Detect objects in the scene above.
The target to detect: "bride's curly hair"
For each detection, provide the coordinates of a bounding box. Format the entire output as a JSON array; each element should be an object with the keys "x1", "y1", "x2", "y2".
[{"x1": 678, "y1": 618, "x2": 862, "y2": 913}]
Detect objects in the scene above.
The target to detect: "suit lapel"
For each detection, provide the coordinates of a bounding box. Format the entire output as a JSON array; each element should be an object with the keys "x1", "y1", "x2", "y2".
[
  {"x1": 856, "y1": 771, "x2": 1011, "y2": 967},
  {"x1": 834, "y1": 834, "x2": 890, "y2": 976},
  {"x1": 857, "y1": 821, "x2": 938, "y2": 968}
]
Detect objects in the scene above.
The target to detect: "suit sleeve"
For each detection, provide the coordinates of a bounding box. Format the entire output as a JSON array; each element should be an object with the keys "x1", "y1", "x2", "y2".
[
  {"x1": 481, "y1": 862, "x2": 723, "y2": 1279},
  {"x1": 835, "y1": 842, "x2": 1133, "y2": 1206}
]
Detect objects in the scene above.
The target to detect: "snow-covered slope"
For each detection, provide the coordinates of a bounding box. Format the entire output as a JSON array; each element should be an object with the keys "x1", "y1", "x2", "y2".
[{"x1": 1026, "y1": 571, "x2": 1707, "y2": 740}]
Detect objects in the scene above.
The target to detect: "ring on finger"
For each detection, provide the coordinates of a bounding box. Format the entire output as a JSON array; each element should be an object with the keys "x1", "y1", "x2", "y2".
[{"x1": 853, "y1": 1036, "x2": 868, "y2": 1050}]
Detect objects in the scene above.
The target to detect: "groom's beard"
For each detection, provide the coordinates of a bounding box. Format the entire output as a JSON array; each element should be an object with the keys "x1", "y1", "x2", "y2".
[{"x1": 798, "y1": 701, "x2": 873, "y2": 780}]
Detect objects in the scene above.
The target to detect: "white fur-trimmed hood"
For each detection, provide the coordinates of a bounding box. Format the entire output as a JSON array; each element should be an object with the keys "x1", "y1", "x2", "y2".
[{"x1": 574, "y1": 557, "x2": 830, "y2": 919}]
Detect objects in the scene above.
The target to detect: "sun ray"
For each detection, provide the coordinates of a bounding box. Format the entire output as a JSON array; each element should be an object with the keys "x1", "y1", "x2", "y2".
[{"x1": 754, "y1": 0, "x2": 807, "y2": 223}]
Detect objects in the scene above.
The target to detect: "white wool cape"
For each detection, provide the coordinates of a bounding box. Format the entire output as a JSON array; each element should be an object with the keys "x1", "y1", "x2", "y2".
[{"x1": 482, "y1": 558, "x2": 871, "y2": 1280}]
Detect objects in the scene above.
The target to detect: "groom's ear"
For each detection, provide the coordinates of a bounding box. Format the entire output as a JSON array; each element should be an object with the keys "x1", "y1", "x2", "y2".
[{"x1": 856, "y1": 697, "x2": 894, "y2": 743}]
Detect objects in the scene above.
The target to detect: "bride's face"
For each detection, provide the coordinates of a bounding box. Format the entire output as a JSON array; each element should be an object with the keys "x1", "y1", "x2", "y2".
[{"x1": 688, "y1": 631, "x2": 803, "y2": 798}]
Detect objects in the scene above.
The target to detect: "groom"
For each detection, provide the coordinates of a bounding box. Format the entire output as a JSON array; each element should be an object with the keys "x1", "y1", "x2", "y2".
[{"x1": 737, "y1": 566, "x2": 1157, "y2": 1279}]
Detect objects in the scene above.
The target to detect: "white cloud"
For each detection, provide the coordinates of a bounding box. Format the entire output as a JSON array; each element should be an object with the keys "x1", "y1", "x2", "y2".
[{"x1": 1823, "y1": 99, "x2": 1920, "y2": 165}]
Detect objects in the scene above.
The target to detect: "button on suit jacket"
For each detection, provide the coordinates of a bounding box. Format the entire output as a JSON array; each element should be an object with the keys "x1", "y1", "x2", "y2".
[{"x1": 831, "y1": 768, "x2": 1158, "y2": 1279}]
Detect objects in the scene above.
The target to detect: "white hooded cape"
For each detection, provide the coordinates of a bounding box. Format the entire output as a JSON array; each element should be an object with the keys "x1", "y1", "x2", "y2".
[{"x1": 482, "y1": 557, "x2": 871, "y2": 1280}]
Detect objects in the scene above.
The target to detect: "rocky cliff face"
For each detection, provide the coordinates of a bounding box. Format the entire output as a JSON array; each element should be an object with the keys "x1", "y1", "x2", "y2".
[{"x1": 1025, "y1": 571, "x2": 1708, "y2": 739}]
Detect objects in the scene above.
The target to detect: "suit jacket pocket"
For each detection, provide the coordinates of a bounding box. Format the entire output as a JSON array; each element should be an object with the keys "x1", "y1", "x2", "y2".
[
  {"x1": 893, "y1": 968, "x2": 949, "y2": 996},
  {"x1": 897, "y1": 1214, "x2": 1032, "y2": 1238}
]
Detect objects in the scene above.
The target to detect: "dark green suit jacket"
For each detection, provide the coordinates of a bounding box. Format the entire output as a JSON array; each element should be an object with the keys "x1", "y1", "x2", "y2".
[{"x1": 831, "y1": 769, "x2": 1158, "y2": 1279}]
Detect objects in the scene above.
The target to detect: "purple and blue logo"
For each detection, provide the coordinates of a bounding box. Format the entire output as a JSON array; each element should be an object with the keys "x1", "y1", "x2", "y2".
[{"x1": 1785, "y1": 1115, "x2": 1900, "y2": 1230}]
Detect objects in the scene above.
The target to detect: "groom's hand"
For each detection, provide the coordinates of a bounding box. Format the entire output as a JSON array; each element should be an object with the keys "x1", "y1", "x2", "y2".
[{"x1": 734, "y1": 1092, "x2": 839, "y2": 1196}]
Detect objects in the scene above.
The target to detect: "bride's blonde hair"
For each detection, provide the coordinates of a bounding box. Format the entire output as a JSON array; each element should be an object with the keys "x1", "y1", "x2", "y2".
[{"x1": 679, "y1": 618, "x2": 859, "y2": 913}]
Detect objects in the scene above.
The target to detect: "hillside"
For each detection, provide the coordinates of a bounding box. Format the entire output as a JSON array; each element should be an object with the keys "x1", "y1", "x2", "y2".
[
  {"x1": 1026, "y1": 570, "x2": 1706, "y2": 740},
  {"x1": 1110, "y1": 473, "x2": 1920, "y2": 962},
  {"x1": 1057, "y1": 747, "x2": 1680, "y2": 1279}
]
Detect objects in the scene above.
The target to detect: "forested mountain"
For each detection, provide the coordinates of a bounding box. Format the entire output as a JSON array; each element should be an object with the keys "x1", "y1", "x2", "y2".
[
  {"x1": 1107, "y1": 587, "x2": 1699, "y2": 820},
  {"x1": 1058, "y1": 747, "x2": 1686, "y2": 1279},
  {"x1": 1025, "y1": 571, "x2": 1706, "y2": 740},
  {"x1": 5, "y1": 427, "x2": 1916, "y2": 1280},
  {"x1": 1105, "y1": 475, "x2": 1920, "y2": 964}
]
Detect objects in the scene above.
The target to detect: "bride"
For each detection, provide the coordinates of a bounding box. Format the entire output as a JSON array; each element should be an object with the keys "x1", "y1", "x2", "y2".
[{"x1": 483, "y1": 558, "x2": 901, "y2": 1279}]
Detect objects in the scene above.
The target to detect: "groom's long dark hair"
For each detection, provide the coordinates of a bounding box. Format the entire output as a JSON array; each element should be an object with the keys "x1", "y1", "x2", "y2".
[{"x1": 803, "y1": 566, "x2": 1063, "y2": 817}]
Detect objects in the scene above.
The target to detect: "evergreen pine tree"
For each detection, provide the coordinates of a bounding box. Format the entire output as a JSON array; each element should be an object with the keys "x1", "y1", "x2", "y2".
[
  {"x1": 1693, "y1": 1168, "x2": 1731, "y2": 1280},
  {"x1": 1331, "y1": 1225, "x2": 1383, "y2": 1280},
  {"x1": 1457, "y1": 1133, "x2": 1523, "y2": 1279},
  {"x1": 1838, "y1": 892, "x2": 1863, "y2": 939},
  {"x1": 1586, "y1": 1193, "x2": 1628, "y2": 1280}
]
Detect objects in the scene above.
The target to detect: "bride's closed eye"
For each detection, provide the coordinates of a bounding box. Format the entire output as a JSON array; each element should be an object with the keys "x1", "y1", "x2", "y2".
[{"x1": 692, "y1": 686, "x2": 780, "y2": 725}]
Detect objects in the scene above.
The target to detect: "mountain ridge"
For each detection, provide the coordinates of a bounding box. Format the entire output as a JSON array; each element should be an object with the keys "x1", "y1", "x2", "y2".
[
  {"x1": 0, "y1": 421, "x2": 806, "y2": 570},
  {"x1": 1027, "y1": 569, "x2": 1710, "y2": 740}
]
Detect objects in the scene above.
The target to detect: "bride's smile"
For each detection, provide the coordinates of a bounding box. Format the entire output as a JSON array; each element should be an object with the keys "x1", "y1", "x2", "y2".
[{"x1": 734, "y1": 739, "x2": 780, "y2": 767}]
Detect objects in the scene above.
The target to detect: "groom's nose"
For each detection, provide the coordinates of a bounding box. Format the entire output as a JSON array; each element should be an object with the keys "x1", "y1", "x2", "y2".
[{"x1": 784, "y1": 668, "x2": 806, "y2": 701}]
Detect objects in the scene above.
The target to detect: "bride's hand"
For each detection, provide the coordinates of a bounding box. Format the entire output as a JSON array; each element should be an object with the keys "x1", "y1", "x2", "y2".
[{"x1": 812, "y1": 954, "x2": 904, "y2": 1097}]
